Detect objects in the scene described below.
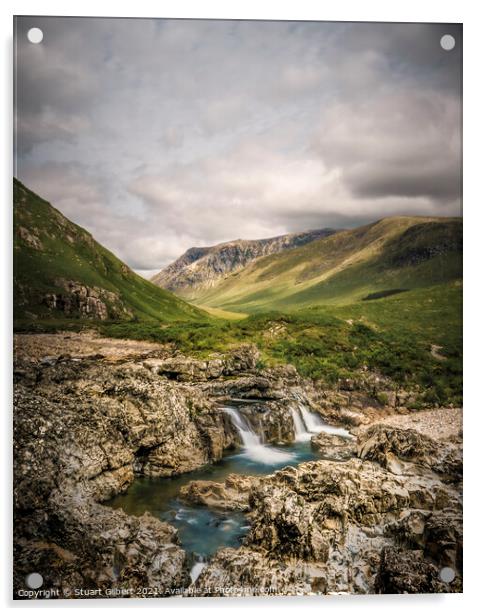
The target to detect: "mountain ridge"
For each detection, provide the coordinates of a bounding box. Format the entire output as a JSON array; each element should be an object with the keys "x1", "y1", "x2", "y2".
[
  {"x1": 151, "y1": 228, "x2": 338, "y2": 298},
  {"x1": 188, "y1": 215, "x2": 462, "y2": 313}
]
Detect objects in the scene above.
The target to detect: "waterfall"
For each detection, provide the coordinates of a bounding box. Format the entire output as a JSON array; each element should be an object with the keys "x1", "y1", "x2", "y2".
[
  {"x1": 291, "y1": 407, "x2": 312, "y2": 442},
  {"x1": 223, "y1": 406, "x2": 263, "y2": 448},
  {"x1": 299, "y1": 403, "x2": 325, "y2": 432},
  {"x1": 190, "y1": 556, "x2": 206, "y2": 583},
  {"x1": 223, "y1": 406, "x2": 294, "y2": 465},
  {"x1": 298, "y1": 403, "x2": 353, "y2": 439}
]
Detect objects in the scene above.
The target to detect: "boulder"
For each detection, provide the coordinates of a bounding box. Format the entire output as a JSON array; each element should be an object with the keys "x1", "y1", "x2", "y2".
[{"x1": 180, "y1": 474, "x2": 258, "y2": 511}]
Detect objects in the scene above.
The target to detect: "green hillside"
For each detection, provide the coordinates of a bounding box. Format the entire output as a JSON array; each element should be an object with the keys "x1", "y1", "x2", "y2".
[
  {"x1": 13, "y1": 178, "x2": 207, "y2": 325},
  {"x1": 193, "y1": 216, "x2": 462, "y2": 313}
]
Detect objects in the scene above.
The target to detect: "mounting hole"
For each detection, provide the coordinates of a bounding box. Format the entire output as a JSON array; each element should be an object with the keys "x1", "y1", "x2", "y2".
[
  {"x1": 439, "y1": 566, "x2": 456, "y2": 583},
  {"x1": 25, "y1": 572, "x2": 43, "y2": 589},
  {"x1": 440, "y1": 34, "x2": 455, "y2": 51},
  {"x1": 27, "y1": 27, "x2": 43, "y2": 44}
]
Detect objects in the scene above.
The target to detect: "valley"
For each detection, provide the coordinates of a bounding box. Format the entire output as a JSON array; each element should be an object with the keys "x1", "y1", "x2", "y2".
[
  {"x1": 154, "y1": 216, "x2": 461, "y2": 314},
  {"x1": 13, "y1": 179, "x2": 463, "y2": 597}
]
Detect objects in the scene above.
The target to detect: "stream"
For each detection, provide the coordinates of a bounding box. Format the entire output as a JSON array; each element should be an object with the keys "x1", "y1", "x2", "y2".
[{"x1": 107, "y1": 402, "x2": 352, "y2": 583}]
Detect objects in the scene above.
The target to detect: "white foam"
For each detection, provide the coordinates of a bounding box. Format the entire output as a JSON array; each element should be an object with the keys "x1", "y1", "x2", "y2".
[
  {"x1": 291, "y1": 406, "x2": 312, "y2": 442},
  {"x1": 299, "y1": 403, "x2": 353, "y2": 439},
  {"x1": 223, "y1": 406, "x2": 294, "y2": 465}
]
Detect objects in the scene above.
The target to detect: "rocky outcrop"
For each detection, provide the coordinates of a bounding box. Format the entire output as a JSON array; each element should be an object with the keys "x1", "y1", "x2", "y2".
[
  {"x1": 179, "y1": 474, "x2": 258, "y2": 511},
  {"x1": 375, "y1": 547, "x2": 444, "y2": 593},
  {"x1": 194, "y1": 423, "x2": 462, "y2": 595},
  {"x1": 151, "y1": 228, "x2": 338, "y2": 298},
  {"x1": 357, "y1": 424, "x2": 462, "y2": 478},
  {"x1": 311, "y1": 431, "x2": 356, "y2": 460},
  {"x1": 143, "y1": 344, "x2": 260, "y2": 382},
  {"x1": 17, "y1": 225, "x2": 43, "y2": 250},
  {"x1": 13, "y1": 348, "x2": 235, "y2": 598},
  {"x1": 42, "y1": 278, "x2": 133, "y2": 321},
  {"x1": 14, "y1": 487, "x2": 189, "y2": 597}
]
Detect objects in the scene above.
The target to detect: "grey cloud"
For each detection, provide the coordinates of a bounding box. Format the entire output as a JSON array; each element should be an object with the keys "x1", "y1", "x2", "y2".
[
  {"x1": 14, "y1": 17, "x2": 462, "y2": 273},
  {"x1": 312, "y1": 89, "x2": 461, "y2": 204}
]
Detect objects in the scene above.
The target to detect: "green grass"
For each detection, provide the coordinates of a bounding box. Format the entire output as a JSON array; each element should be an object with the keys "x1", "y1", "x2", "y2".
[
  {"x1": 190, "y1": 216, "x2": 462, "y2": 313},
  {"x1": 96, "y1": 281, "x2": 462, "y2": 407},
  {"x1": 13, "y1": 178, "x2": 208, "y2": 323},
  {"x1": 13, "y1": 180, "x2": 462, "y2": 407}
]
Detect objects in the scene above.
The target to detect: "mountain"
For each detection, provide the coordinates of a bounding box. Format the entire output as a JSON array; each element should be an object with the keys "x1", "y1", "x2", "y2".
[
  {"x1": 189, "y1": 216, "x2": 462, "y2": 313},
  {"x1": 13, "y1": 178, "x2": 207, "y2": 323},
  {"x1": 151, "y1": 229, "x2": 338, "y2": 299}
]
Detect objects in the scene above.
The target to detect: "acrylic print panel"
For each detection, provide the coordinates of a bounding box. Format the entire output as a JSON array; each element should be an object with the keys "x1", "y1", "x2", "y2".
[{"x1": 13, "y1": 16, "x2": 462, "y2": 599}]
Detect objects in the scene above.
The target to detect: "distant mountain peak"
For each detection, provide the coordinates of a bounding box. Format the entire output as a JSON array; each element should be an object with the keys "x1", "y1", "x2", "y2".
[{"x1": 151, "y1": 228, "x2": 339, "y2": 298}]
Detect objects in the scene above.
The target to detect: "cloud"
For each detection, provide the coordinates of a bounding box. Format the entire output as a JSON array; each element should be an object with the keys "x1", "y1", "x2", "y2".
[
  {"x1": 14, "y1": 17, "x2": 462, "y2": 273},
  {"x1": 312, "y1": 89, "x2": 462, "y2": 203}
]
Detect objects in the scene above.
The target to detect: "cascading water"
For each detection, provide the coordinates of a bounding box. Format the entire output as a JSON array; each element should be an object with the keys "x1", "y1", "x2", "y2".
[
  {"x1": 291, "y1": 407, "x2": 312, "y2": 442},
  {"x1": 109, "y1": 400, "x2": 355, "y2": 584},
  {"x1": 223, "y1": 406, "x2": 294, "y2": 465},
  {"x1": 190, "y1": 556, "x2": 206, "y2": 583},
  {"x1": 297, "y1": 403, "x2": 353, "y2": 439}
]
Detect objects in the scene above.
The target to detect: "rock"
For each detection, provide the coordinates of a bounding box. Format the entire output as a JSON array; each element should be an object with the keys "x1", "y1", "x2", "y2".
[
  {"x1": 41, "y1": 278, "x2": 134, "y2": 321},
  {"x1": 237, "y1": 400, "x2": 296, "y2": 444},
  {"x1": 13, "y1": 354, "x2": 232, "y2": 596},
  {"x1": 143, "y1": 345, "x2": 260, "y2": 382},
  {"x1": 357, "y1": 424, "x2": 462, "y2": 478},
  {"x1": 18, "y1": 225, "x2": 43, "y2": 250},
  {"x1": 180, "y1": 474, "x2": 258, "y2": 511},
  {"x1": 194, "y1": 547, "x2": 317, "y2": 596},
  {"x1": 375, "y1": 547, "x2": 445, "y2": 593},
  {"x1": 14, "y1": 487, "x2": 190, "y2": 598},
  {"x1": 198, "y1": 429, "x2": 462, "y2": 595},
  {"x1": 311, "y1": 432, "x2": 356, "y2": 460}
]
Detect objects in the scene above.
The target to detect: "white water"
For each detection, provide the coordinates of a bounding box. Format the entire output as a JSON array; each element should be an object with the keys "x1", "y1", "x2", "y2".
[
  {"x1": 190, "y1": 559, "x2": 206, "y2": 583},
  {"x1": 291, "y1": 407, "x2": 312, "y2": 442},
  {"x1": 297, "y1": 404, "x2": 353, "y2": 439},
  {"x1": 223, "y1": 406, "x2": 294, "y2": 465}
]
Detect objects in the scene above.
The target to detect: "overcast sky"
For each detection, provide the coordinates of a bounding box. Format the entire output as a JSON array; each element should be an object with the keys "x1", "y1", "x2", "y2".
[{"x1": 15, "y1": 17, "x2": 462, "y2": 278}]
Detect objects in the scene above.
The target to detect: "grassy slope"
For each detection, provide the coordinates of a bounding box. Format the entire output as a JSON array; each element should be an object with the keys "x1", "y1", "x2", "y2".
[
  {"x1": 13, "y1": 179, "x2": 462, "y2": 406},
  {"x1": 101, "y1": 281, "x2": 462, "y2": 406},
  {"x1": 13, "y1": 178, "x2": 207, "y2": 324},
  {"x1": 192, "y1": 216, "x2": 462, "y2": 313}
]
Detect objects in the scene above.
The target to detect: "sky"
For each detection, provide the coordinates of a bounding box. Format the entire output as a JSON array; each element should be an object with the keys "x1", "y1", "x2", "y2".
[{"x1": 14, "y1": 17, "x2": 462, "y2": 278}]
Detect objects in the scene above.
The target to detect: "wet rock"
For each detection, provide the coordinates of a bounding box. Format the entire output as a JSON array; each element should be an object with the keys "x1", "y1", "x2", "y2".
[
  {"x1": 199, "y1": 424, "x2": 462, "y2": 595},
  {"x1": 13, "y1": 356, "x2": 232, "y2": 596},
  {"x1": 14, "y1": 488, "x2": 190, "y2": 598},
  {"x1": 180, "y1": 474, "x2": 258, "y2": 511}
]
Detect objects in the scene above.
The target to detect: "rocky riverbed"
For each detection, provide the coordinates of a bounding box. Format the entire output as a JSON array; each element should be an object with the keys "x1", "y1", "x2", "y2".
[{"x1": 13, "y1": 332, "x2": 462, "y2": 598}]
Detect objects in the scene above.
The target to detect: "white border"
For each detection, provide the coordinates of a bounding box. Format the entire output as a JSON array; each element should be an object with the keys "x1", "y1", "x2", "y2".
[{"x1": 2, "y1": 1, "x2": 480, "y2": 614}]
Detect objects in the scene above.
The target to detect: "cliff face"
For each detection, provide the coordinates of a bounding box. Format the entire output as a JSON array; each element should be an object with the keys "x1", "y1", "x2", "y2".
[{"x1": 151, "y1": 229, "x2": 338, "y2": 298}]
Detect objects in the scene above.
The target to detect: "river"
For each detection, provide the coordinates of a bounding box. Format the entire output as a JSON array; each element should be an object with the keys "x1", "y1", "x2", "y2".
[{"x1": 107, "y1": 401, "x2": 352, "y2": 582}]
